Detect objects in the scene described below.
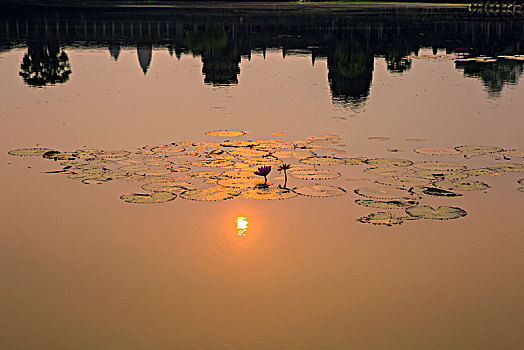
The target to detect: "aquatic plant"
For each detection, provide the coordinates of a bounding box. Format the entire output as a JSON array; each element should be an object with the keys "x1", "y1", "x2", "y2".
[
  {"x1": 405, "y1": 205, "x2": 467, "y2": 220},
  {"x1": 294, "y1": 184, "x2": 346, "y2": 197},
  {"x1": 254, "y1": 166, "x2": 272, "y2": 186},
  {"x1": 277, "y1": 164, "x2": 291, "y2": 188}
]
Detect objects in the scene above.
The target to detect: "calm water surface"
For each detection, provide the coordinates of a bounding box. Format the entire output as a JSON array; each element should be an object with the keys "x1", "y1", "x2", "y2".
[{"x1": 1, "y1": 3, "x2": 523, "y2": 349}]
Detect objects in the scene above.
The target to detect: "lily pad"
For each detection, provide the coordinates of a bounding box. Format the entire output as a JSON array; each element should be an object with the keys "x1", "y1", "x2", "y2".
[
  {"x1": 434, "y1": 180, "x2": 490, "y2": 191},
  {"x1": 241, "y1": 188, "x2": 298, "y2": 200},
  {"x1": 406, "y1": 138, "x2": 427, "y2": 142},
  {"x1": 355, "y1": 199, "x2": 419, "y2": 209},
  {"x1": 462, "y1": 168, "x2": 500, "y2": 177},
  {"x1": 205, "y1": 130, "x2": 246, "y2": 137},
  {"x1": 294, "y1": 184, "x2": 346, "y2": 197},
  {"x1": 488, "y1": 163, "x2": 524, "y2": 173},
  {"x1": 299, "y1": 156, "x2": 347, "y2": 166},
  {"x1": 413, "y1": 169, "x2": 468, "y2": 181},
  {"x1": 413, "y1": 161, "x2": 466, "y2": 171},
  {"x1": 414, "y1": 147, "x2": 461, "y2": 155},
  {"x1": 180, "y1": 186, "x2": 240, "y2": 201},
  {"x1": 8, "y1": 147, "x2": 54, "y2": 157},
  {"x1": 220, "y1": 140, "x2": 259, "y2": 148},
  {"x1": 141, "y1": 181, "x2": 194, "y2": 193},
  {"x1": 42, "y1": 151, "x2": 78, "y2": 161},
  {"x1": 289, "y1": 169, "x2": 341, "y2": 180},
  {"x1": 376, "y1": 176, "x2": 431, "y2": 188},
  {"x1": 368, "y1": 136, "x2": 391, "y2": 141},
  {"x1": 409, "y1": 186, "x2": 462, "y2": 197},
  {"x1": 502, "y1": 149, "x2": 524, "y2": 158},
  {"x1": 192, "y1": 159, "x2": 236, "y2": 168},
  {"x1": 406, "y1": 205, "x2": 467, "y2": 220},
  {"x1": 455, "y1": 145, "x2": 503, "y2": 154},
  {"x1": 354, "y1": 185, "x2": 410, "y2": 200},
  {"x1": 217, "y1": 177, "x2": 264, "y2": 188},
  {"x1": 356, "y1": 212, "x2": 406, "y2": 226},
  {"x1": 120, "y1": 192, "x2": 176, "y2": 204},
  {"x1": 366, "y1": 158, "x2": 413, "y2": 167},
  {"x1": 363, "y1": 167, "x2": 414, "y2": 177}
]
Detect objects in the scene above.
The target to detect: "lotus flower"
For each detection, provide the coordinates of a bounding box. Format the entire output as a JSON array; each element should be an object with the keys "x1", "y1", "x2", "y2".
[
  {"x1": 277, "y1": 164, "x2": 291, "y2": 188},
  {"x1": 254, "y1": 166, "x2": 271, "y2": 186}
]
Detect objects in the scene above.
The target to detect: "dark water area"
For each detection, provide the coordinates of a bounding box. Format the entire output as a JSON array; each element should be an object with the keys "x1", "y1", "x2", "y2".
[
  {"x1": 1, "y1": 4, "x2": 524, "y2": 350},
  {"x1": 1, "y1": 4, "x2": 524, "y2": 100}
]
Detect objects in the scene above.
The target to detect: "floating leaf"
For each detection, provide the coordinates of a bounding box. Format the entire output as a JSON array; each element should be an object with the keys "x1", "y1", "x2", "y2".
[
  {"x1": 227, "y1": 148, "x2": 268, "y2": 158},
  {"x1": 368, "y1": 136, "x2": 391, "y2": 141},
  {"x1": 135, "y1": 168, "x2": 173, "y2": 176},
  {"x1": 185, "y1": 171, "x2": 220, "y2": 179},
  {"x1": 243, "y1": 157, "x2": 280, "y2": 166},
  {"x1": 180, "y1": 186, "x2": 240, "y2": 201},
  {"x1": 150, "y1": 145, "x2": 186, "y2": 155},
  {"x1": 462, "y1": 168, "x2": 500, "y2": 177},
  {"x1": 81, "y1": 176, "x2": 113, "y2": 185},
  {"x1": 363, "y1": 167, "x2": 414, "y2": 177},
  {"x1": 217, "y1": 177, "x2": 263, "y2": 188},
  {"x1": 406, "y1": 138, "x2": 427, "y2": 142},
  {"x1": 502, "y1": 149, "x2": 524, "y2": 158},
  {"x1": 354, "y1": 185, "x2": 410, "y2": 200},
  {"x1": 409, "y1": 186, "x2": 462, "y2": 197},
  {"x1": 299, "y1": 156, "x2": 347, "y2": 166},
  {"x1": 220, "y1": 169, "x2": 257, "y2": 178},
  {"x1": 488, "y1": 163, "x2": 524, "y2": 173},
  {"x1": 205, "y1": 130, "x2": 246, "y2": 137},
  {"x1": 518, "y1": 179, "x2": 524, "y2": 185},
  {"x1": 290, "y1": 169, "x2": 341, "y2": 180},
  {"x1": 43, "y1": 151, "x2": 78, "y2": 161},
  {"x1": 414, "y1": 147, "x2": 461, "y2": 155},
  {"x1": 294, "y1": 184, "x2": 346, "y2": 197},
  {"x1": 120, "y1": 192, "x2": 176, "y2": 204},
  {"x1": 455, "y1": 145, "x2": 502, "y2": 154},
  {"x1": 434, "y1": 180, "x2": 490, "y2": 191},
  {"x1": 376, "y1": 176, "x2": 431, "y2": 188},
  {"x1": 355, "y1": 199, "x2": 419, "y2": 209},
  {"x1": 273, "y1": 149, "x2": 316, "y2": 159},
  {"x1": 406, "y1": 205, "x2": 467, "y2": 220},
  {"x1": 220, "y1": 140, "x2": 259, "y2": 148},
  {"x1": 366, "y1": 158, "x2": 413, "y2": 167},
  {"x1": 357, "y1": 212, "x2": 407, "y2": 226},
  {"x1": 241, "y1": 188, "x2": 298, "y2": 200},
  {"x1": 142, "y1": 181, "x2": 194, "y2": 193},
  {"x1": 144, "y1": 160, "x2": 171, "y2": 167},
  {"x1": 8, "y1": 148, "x2": 53, "y2": 157},
  {"x1": 169, "y1": 167, "x2": 192, "y2": 173},
  {"x1": 343, "y1": 158, "x2": 365, "y2": 165},
  {"x1": 518, "y1": 187, "x2": 524, "y2": 192},
  {"x1": 192, "y1": 159, "x2": 236, "y2": 168},
  {"x1": 413, "y1": 169, "x2": 468, "y2": 181},
  {"x1": 413, "y1": 161, "x2": 466, "y2": 171}
]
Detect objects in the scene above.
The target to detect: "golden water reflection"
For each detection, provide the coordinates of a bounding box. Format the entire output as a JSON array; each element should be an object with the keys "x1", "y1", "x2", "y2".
[{"x1": 236, "y1": 216, "x2": 249, "y2": 236}]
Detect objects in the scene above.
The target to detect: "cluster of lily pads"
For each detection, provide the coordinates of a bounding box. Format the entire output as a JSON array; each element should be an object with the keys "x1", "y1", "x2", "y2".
[{"x1": 8, "y1": 131, "x2": 524, "y2": 227}]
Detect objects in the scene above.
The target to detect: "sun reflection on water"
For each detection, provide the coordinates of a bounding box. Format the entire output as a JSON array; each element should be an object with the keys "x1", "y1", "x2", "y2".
[{"x1": 236, "y1": 216, "x2": 248, "y2": 236}]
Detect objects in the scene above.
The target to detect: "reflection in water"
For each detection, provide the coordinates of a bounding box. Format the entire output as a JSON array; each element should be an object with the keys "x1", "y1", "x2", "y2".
[
  {"x1": 456, "y1": 59, "x2": 524, "y2": 97},
  {"x1": 108, "y1": 44, "x2": 121, "y2": 61},
  {"x1": 236, "y1": 216, "x2": 249, "y2": 236},
  {"x1": 327, "y1": 39, "x2": 374, "y2": 108},
  {"x1": 19, "y1": 40, "x2": 71, "y2": 87},
  {"x1": 137, "y1": 44, "x2": 153, "y2": 75},
  {"x1": 2, "y1": 5, "x2": 524, "y2": 98}
]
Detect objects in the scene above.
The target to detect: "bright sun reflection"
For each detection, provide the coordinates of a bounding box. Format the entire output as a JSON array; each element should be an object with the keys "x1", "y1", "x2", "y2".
[{"x1": 236, "y1": 216, "x2": 248, "y2": 236}]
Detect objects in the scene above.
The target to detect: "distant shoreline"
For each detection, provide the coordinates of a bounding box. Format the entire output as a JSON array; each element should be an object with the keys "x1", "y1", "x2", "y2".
[{"x1": 0, "y1": 1, "x2": 470, "y2": 10}]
